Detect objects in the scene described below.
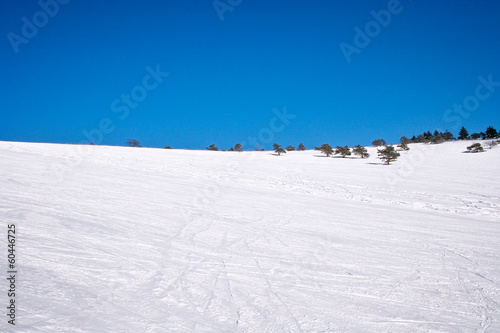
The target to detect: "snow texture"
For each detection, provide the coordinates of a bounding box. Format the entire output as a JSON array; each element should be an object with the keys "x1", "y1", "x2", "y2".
[{"x1": 0, "y1": 140, "x2": 499, "y2": 332}]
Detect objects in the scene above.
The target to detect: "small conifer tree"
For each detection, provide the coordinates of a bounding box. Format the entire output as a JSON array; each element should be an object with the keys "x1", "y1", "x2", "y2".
[
  {"x1": 397, "y1": 142, "x2": 410, "y2": 150},
  {"x1": 286, "y1": 145, "x2": 295, "y2": 151},
  {"x1": 377, "y1": 145, "x2": 400, "y2": 165},
  {"x1": 297, "y1": 143, "x2": 306, "y2": 151},
  {"x1": 206, "y1": 144, "x2": 219, "y2": 151},
  {"x1": 400, "y1": 136, "x2": 410, "y2": 145},
  {"x1": 443, "y1": 130, "x2": 454, "y2": 141},
  {"x1": 352, "y1": 145, "x2": 370, "y2": 158},
  {"x1": 485, "y1": 126, "x2": 498, "y2": 139},
  {"x1": 458, "y1": 127, "x2": 469, "y2": 140},
  {"x1": 234, "y1": 143, "x2": 243, "y2": 152},
  {"x1": 372, "y1": 139, "x2": 387, "y2": 147},
  {"x1": 314, "y1": 144, "x2": 333, "y2": 157},
  {"x1": 334, "y1": 145, "x2": 351, "y2": 158},
  {"x1": 127, "y1": 139, "x2": 141, "y2": 147}
]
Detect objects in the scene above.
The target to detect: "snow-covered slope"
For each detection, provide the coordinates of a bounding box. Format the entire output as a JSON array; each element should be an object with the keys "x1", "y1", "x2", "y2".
[{"x1": 1, "y1": 140, "x2": 499, "y2": 332}]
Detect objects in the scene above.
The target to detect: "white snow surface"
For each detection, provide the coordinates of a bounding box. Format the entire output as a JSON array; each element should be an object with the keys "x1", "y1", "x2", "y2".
[{"x1": 1, "y1": 140, "x2": 499, "y2": 332}]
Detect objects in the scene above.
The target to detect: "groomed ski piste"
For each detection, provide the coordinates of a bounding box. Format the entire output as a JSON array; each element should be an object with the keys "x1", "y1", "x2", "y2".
[{"x1": 1, "y1": 140, "x2": 499, "y2": 332}]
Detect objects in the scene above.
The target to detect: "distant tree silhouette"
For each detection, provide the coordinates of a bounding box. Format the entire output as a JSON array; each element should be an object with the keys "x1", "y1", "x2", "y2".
[
  {"x1": 206, "y1": 144, "x2": 219, "y2": 151},
  {"x1": 400, "y1": 136, "x2": 410, "y2": 145},
  {"x1": 234, "y1": 143, "x2": 243, "y2": 152},
  {"x1": 458, "y1": 127, "x2": 469, "y2": 140},
  {"x1": 297, "y1": 143, "x2": 306, "y2": 151},
  {"x1": 286, "y1": 145, "x2": 295, "y2": 151},
  {"x1": 164, "y1": 146, "x2": 172, "y2": 149},
  {"x1": 485, "y1": 126, "x2": 498, "y2": 139},
  {"x1": 442, "y1": 130, "x2": 454, "y2": 141},
  {"x1": 127, "y1": 139, "x2": 141, "y2": 147},
  {"x1": 372, "y1": 139, "x2": 386, "y2": 147}
]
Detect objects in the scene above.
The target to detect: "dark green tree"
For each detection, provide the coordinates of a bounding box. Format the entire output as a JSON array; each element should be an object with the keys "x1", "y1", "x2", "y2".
[
  {"x1": 314, "y1": 144, "x2": 334, "y2": 157},
  {"x1": 273, "y1": 143, "x2": 280, "y2": 150},
  {"x1": 400, "y1": 136, "x2": 410, "y2": 145},
  {"x1": 471, "y1": 133, "x2": 480, "y2": 140},
  {"x1": 458, "y1": 126, "x2": 469, "y2": 140},
  {"x1": 372, "y1": 139, "x2": 387, "y2": 147},
  {"x1": 442, "y1": 130, "x2": 454, "y2": 141},
  {"x1": 431, "y1": 134, "x2": 445, "y2": 144},
  {"x1": 206, "y1": 144, "x2": 219, "y2": 151},
  {"x1": 467, "y1": 142, "x2": 484, "y2": 153},
  {"x1": 334, "y1": 145, "x2": 351, "y2": 158},
  {"x1": 297, "y1": 143, "x2": 306, "y2": 151},
  {"x1": 485, "y1": 126, "x2": 498, "y2": 139},
  {"x1": 352, "y1": 145, "x2": 370, "y2": 158},
  {"x1": 234, "y1": 143, "x2": 243, "y2": 152},
  {"x1": 377, "y1": 145, "x2": 400, "y2": 165},
  {"x1": 398, "y1": 142, "x2": 410, "y2": 150},
  {"x1": 286, "y1": 145, "x2": 295, "y2": 151},
  {"x1": 164, "y1": 146, "x2": 172, "y2": 149},
  {"x1": 127, "y1": 139, "x2": 141, "y2": 147}
]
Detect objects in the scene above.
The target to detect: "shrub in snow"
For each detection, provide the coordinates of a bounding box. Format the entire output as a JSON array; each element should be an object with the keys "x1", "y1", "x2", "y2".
[
  {"x1": 467, "y1": 143, "x2": 484, "y2": 153},
  {"x1": 275, "y1": 147, "x2": 286, "y2": 155}
]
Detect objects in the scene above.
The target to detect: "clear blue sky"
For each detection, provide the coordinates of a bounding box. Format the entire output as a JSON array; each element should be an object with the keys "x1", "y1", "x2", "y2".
[{"x1": 1, "y1": 0, "x2": 499, "y2": 150}]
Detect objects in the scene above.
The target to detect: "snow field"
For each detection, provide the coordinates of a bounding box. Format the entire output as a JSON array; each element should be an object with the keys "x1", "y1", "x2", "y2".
[{"x1": 0, "y1": 140, "x2": 499, "y2": 332}]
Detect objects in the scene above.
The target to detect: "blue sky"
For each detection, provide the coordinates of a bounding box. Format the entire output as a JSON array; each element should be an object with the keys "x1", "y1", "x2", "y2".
[{"x1": 1, "y1": 0, "x2": 499, "y2": 150}]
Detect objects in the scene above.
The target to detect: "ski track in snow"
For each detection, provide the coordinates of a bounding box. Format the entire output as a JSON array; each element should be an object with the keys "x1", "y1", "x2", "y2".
[{"x1": 0, "y1": 140, "x2": 499, "y2": 332}]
